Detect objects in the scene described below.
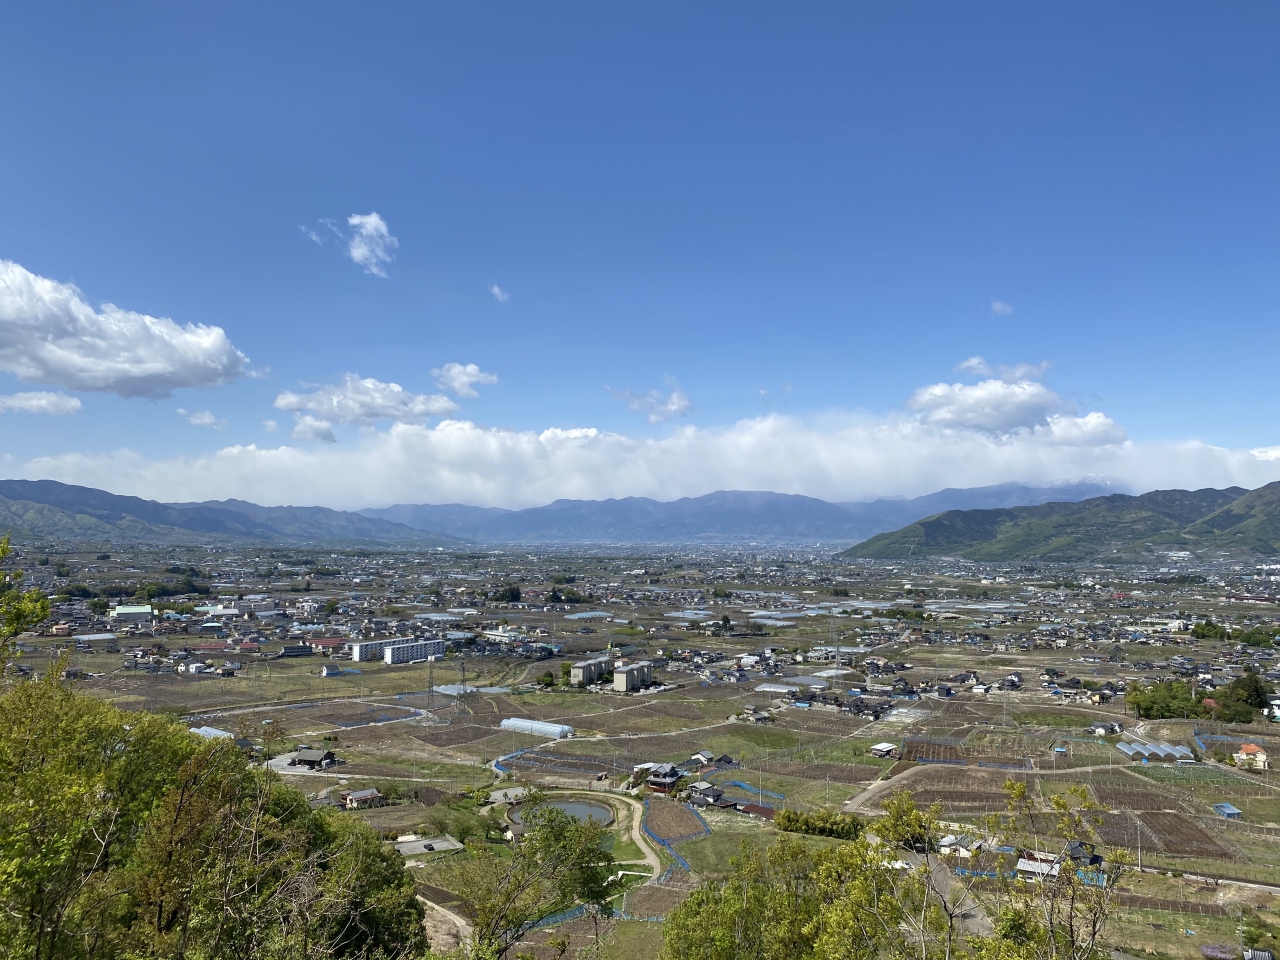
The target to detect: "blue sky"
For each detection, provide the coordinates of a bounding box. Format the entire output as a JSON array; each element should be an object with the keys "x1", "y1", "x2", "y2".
[{"x1": 2, "y1": 4, "x2": 1280, "y2": 507}]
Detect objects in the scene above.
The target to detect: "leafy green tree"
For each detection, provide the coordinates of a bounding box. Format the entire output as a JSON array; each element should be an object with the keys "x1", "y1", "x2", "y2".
[
  {"x1": 0, "y1": 536, "x2": 49, "y2": 648},
  {"x1": 1221, "y1": 672, "x2": 1271, "y2": 710},
  {"x1": 0, "y1": 670, "x2": 197, "y2": 958},
  {"x1": 659, "y1": 837, "x2": 824, "y2": 960},
  {"x1": 445, "y1": 798, "x2": 617, "y2": 960},
  {"x1": 876, "y1": 789, "x2": 940, "y2": 851},
  {"x1": 0, "y1": 675, "x2": 425, "y2": 960},
  {"x1": 1192, "y1": 619, "x2": 1230, "y2": 640}
]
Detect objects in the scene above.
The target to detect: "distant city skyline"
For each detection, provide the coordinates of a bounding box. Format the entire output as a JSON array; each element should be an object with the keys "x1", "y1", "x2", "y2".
[{"x1": 2, "y1": 5, "x2": 1279, "y2": 508}]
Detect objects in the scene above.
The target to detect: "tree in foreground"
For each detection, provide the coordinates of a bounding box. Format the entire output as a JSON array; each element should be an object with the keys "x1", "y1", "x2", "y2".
[
  {"x1": 442, "y1": 797, "x2": 619, "y2": 960},
  {"x1": 0, "y1": 535, "x2": 50, "y2": 648},
  {"x1": 662, "y1": 784, "x2": 1124, "y2": 960},
  {"x1": 0, "y1": 671, "x2": 425, "y2": 960}
]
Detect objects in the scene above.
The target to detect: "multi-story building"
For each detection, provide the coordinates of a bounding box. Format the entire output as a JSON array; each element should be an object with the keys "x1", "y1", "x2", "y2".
[
  {"x1": 614, "y1": 660, "x2": 652, "y2": 692},
  {"x1": 383, "y1": 638, "x2": 446, "y2": 664}
]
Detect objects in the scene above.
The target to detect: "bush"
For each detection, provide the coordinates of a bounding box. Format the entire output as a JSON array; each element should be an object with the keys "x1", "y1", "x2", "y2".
[{"x1": 775, "y1": 808, "x2": 863, "y2": 840}]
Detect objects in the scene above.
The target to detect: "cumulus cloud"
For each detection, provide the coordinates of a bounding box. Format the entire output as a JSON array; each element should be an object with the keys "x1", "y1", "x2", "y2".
[
  {"x1": 433, "y1": 362, "x2": 499, "y2": 399},
  {"x1": 291, "y1": 415, "x2": 336, "y2": 443},
  {"x1": 489, "y1": 283, "x2": 510, "y2": 302},
  {"x1": 909, "y1": 379, "x2": 1067, "y2": 434},
  {"x1": 611, "y1": 378, "x2": 692, "y2": 423},
  {"x1": 992, "y1": 299, "x2": 1014, "y2": 315},
  {"x1": 176, "y1": 408, "x2": 225, "y2": 430},
  {"x1": 346, "y1": 213, "x2": 397, "y2": 277},
  {"x1": 0, "y1": 391, "x2": 81, "y2": 415},
  {"x1": 0, "y1": 261, "x2": 249, "y2": 398},
  {"x1": 275, "y1": 374, "x2": 457, "y2": 427}
]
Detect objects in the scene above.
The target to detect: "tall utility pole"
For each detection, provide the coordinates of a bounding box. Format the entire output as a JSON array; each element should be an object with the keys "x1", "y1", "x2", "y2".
[
  {"x1": 427, "y1": 657, "x2": 435, "y2": 712},
  {"x1": 831, "y1": 610, "x2": 841, "y2": 680}
]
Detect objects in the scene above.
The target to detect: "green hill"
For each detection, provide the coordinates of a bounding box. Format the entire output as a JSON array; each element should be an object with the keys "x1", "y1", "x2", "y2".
[
  {"x1": 0, "y1": 479, "x2": 463, "y2": 547},
  {"x1": 840, "y1": 485, "x2": 1259, "y2": 560}
]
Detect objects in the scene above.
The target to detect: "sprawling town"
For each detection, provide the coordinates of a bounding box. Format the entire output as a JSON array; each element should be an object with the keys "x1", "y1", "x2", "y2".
[{"x1": 8, "y1": 540, "x2": 1280, "y2": 958}]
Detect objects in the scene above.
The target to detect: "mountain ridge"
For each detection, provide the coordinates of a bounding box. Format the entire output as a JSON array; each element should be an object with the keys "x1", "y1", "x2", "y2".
[
  {"x1": 0, "y1": 480, "x2": 460, "y2": 546},
  {"x1": 840, "y1": 485, "x2": 1277, "y2": 561},
  {"x1": 359, "y1": 481, "x2": 1117, "y2": 543}
]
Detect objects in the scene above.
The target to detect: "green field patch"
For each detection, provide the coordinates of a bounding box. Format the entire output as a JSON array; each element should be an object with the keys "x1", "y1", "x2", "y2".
[{"x1": 601, "y1": 920, "x2": 665, "y2": 960}]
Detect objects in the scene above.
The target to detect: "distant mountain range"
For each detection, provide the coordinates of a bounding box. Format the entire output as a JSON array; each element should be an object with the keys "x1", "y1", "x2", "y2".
[
  {"x1": 0, "y1": 479, "x2": 1120, "y2": 548},
  {"x1": 841, "y1": 483, "x2": 1280, "y2": 560},
  {"x1": 359, "y1": 481, "x2": 1117, "y2": 544},
  {"x1": 0, "y1": 480, "x2": 459, "y2": 546}
]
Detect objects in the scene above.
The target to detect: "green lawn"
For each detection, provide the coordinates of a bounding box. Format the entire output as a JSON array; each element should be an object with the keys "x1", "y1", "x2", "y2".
[{"x1": 678, "y1": 828, "x2": 764, "y2": 876}]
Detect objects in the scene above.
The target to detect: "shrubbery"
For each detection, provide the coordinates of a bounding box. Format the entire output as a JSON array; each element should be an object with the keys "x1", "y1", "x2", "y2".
[{"x1": 775, "y1": 808, "x2": 863, "y2": 840}]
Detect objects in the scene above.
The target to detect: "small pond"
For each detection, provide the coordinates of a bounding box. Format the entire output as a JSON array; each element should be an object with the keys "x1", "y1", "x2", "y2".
[{"x1": 510, "y1": 799, "x2": 614, "y2": 826}]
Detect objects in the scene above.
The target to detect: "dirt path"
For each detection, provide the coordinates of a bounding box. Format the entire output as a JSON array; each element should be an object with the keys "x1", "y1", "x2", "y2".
[
  {"x1": 417, "y1": 894, "x2": 472, "y2": 950},
  {"x1": 541, "y1": 789, "x2": 663, "y2": 879}
]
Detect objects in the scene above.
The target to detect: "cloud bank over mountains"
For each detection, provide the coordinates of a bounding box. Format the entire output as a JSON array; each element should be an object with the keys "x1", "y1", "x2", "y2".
[
  {"x1": 15, "y1": 403, "x2": 1280, "y2": 511},
  {"x1": 2, "y1": 260, "x2": 1277, "y2": 510}
]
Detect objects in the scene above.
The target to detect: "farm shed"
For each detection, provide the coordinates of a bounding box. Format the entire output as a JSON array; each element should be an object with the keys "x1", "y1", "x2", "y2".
[
  {"x1": 499, "y1": 717, "x2": 574, "y2": 739},
  {"x1": 1212, "y1": 803, "x2": 1243, "y2": 820}
]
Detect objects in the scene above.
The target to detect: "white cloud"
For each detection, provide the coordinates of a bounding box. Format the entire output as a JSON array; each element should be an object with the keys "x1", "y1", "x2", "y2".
[
  {"x1": 955, "y1": 356, "x2": 992, "y2": 376},
  {"x1": 291, "y1": 414, "x2": 336, "y2": 443},
  {"x1": 11, "y1": 366, "x2": 1279, "y2": 509},
  {"x1": 0, "y1": 260, "x2": 249, "y2": 398},
  {"x1": 262, "y1": 419, "x2": 278, "y2": 432},
  {"x1": 299, "y1": 225, "x2": 324, "y2": 246},
  {"x1": 176, "y1": 408, "x2": 225, "y2": 430},
  {"x1": 612, "y1": 378, "x2": 692, "y2": 423},
  {"x1": 954, "y1": 356, "x2": 1049, "y2": 383},
  {"x1": 489, "y1": 283, "x2": 510, "y2": 302},
  {"x1": 999, "y1": 361, "x2": 1050, "y2": 382},
  {"x1": 346, "y1": 212, "x2": 398, "y2": 277},
  {"x1": 433, "y1": 362, "x2": 499, "y2": 399},
  {"x1": 909, "y1": 378, "x2": 1068, "y2": 434},
  {"x1": 275, "y1": 374, "x2": 457, "y2": 426},
  {"x1": 991, "y1": 299, "x2": 1014, "y2": 315},
  {"x1": 19, "y1": 411, "x2": 1280, "y2": 512},
  {"x1": 0, "y1": 391, "x2": 81, "y2": 415}
]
